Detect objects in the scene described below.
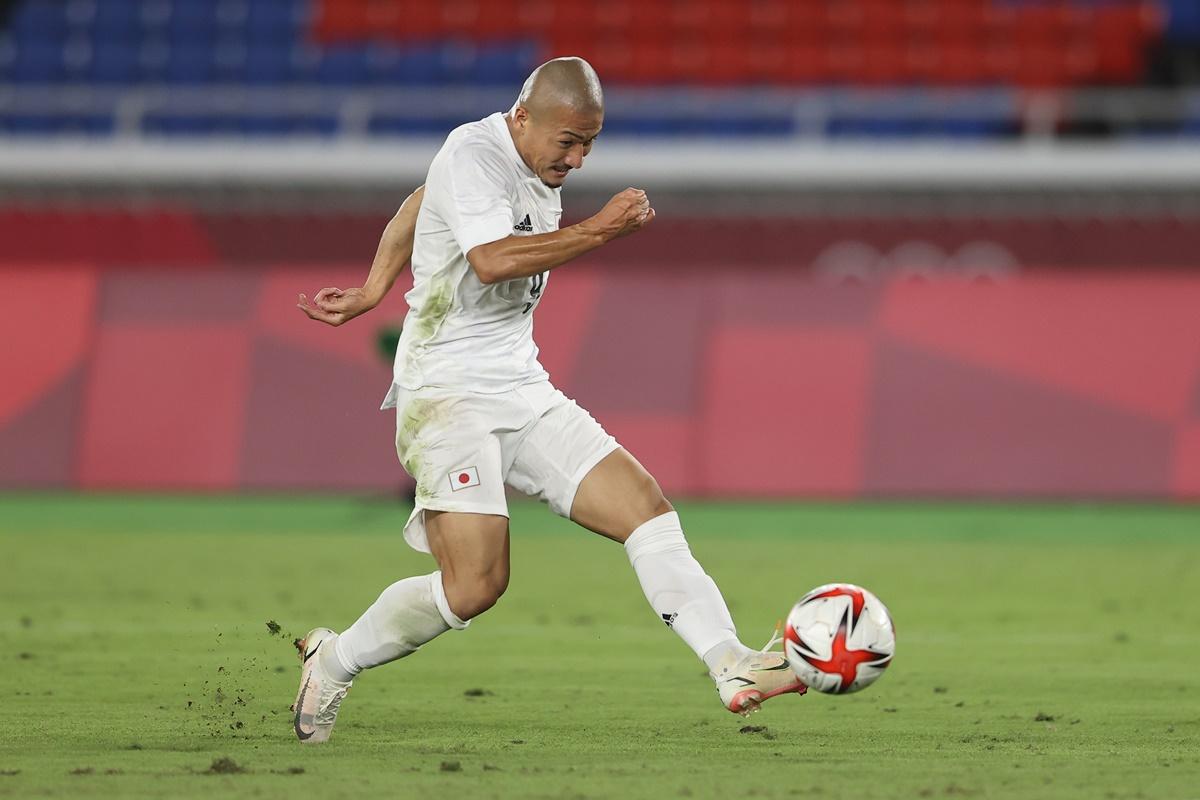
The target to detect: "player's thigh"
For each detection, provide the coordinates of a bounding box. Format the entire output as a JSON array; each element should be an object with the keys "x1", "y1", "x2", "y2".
[
  {"x1": 426, "y1": 510, "x2": 511, "y2": 614},
  {"x1": 569, "y1": 448, "x2": 673, "y2": 543}
]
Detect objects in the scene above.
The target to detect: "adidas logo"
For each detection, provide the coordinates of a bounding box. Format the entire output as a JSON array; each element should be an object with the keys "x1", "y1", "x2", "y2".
[
  {"x1": 513, "y1": 213, "x2": 533, "y2": 232},
  {"x1": 661, "y1": 612, "x2": 678, "y2": 629}
]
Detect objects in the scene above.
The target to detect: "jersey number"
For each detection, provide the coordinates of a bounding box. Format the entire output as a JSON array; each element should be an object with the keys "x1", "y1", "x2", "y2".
[{"x1": 522, "y1": 273, "x2": 545, "y2": 314}]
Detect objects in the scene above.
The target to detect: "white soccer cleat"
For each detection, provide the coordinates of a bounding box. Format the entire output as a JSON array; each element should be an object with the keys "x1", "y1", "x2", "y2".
[
  {"x1": 290, "y1": 627, "x2": 352, "y2": 744},
  {"x1": 714, "y1": 628, "x2": 807, "y2": 717}
]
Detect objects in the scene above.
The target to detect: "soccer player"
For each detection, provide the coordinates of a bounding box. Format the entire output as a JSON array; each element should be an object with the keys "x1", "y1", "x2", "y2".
[{"x1": 293, "y1": 57, "x2": 804, "y2": 743}]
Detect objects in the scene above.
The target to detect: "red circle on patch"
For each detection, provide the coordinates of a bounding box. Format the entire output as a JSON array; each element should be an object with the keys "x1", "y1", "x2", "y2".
[{"x1": 458, "y1": 473, "x2": 470, "y2": 484}]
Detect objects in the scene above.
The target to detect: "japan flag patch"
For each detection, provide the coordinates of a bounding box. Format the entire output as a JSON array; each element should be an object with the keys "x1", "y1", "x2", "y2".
[{"x1": 448, "y1": 466, "x2": 480, "y2": 492}]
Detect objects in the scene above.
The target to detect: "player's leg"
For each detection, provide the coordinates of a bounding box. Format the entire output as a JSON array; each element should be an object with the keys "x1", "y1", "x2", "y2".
[
  {"x1": 506, "y1": 385, "x2": 805, "y2": 715},
  {"x1": 293, "y1": 388, "x2": 514, "y2": 743},
  {"x1": 331, "y1": 510, "x2": 507, "y2": 672},
  {"x1": 292, "y1": 511, "x2": 508, "y2": 743},
  {"x1": 570, "y1": 448, "x2": 805, "y2": 715},
  {"x1": 570, "y1": 447, "x2": 746, "y2": 667}
]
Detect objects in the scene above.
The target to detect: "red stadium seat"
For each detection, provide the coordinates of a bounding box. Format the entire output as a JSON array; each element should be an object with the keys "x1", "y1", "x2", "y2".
[
  {"x1": 594, "y1": 0, "x2": 635, "y2": 39},
  {"x1": 857, "y1": 43, "x2": 907, "y2": 86},
  {"x1": 1015, "y1": 42, "x2": 1071, "y2": 89},
  {"x1": 627, "y1": 40, "x2": 673, "y2": 84},
  {"x1": 934, "y1": 42, "x2": 988, "y2": 87},
  {"x1": 1062, "y1": 41, "x2": 1099, "y2": 86},
  {"x1": 783, "y1": 41, "x2": 829, "y2": 85},
  {"x1": 446, "y1": 0, "x2": 523, "y2": 40},
  {"x1": 858, "y1": 1, "x2": 907, "y2": 44},
  {"x1": 1015, "y1": 4, "x2": 1074, "y2": 45},
  {"x1": 746, "y1": 38, "x2": 788, "y2": 85},
  {"x1": 312, "y1": 0, "x2": 369, "y2": 44},
  {"x1": 702, "y1": 41, "x2": 753, "y2": 84},
  {"x1": 903, "y1": 0, "x2": 943, "y2": 37},
  {"x1": 706, "y1": 0, "x2": 753, "y2": 41},
  {"x1": 903, "y1": 38, "x2": 942, "y2": 85},
  {"x1": 624, "y1": 2, "x2": 675, "y2": 42},
  {"x1": 582, "y1": 39, "x2": 634, "y2": 83},
  {"x1": 933, "y1": 1, "x2": 988, "y2": 41}
]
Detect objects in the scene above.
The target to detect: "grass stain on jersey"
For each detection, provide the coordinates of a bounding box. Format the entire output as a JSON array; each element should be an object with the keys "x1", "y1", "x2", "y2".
[
  {"x1": 410, "y1": 275, "x2": 455, "y2": 346},
  {"x1": 396, "y1": 395, "x2": 453, "y2": 505}
]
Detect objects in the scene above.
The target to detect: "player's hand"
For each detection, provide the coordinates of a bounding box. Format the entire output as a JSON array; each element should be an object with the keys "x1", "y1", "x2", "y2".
[
  {"x1": 585, "y1": 188, "x2": 655, "y2": 241},
  {"x1": 296, "y1": 286, "x2": 378, "y2": 326}
]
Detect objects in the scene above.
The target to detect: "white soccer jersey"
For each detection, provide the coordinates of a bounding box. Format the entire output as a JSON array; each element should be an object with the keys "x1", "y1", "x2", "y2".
[{"x1": 382, "y1": 112, "x2": 561, "y2": 407}]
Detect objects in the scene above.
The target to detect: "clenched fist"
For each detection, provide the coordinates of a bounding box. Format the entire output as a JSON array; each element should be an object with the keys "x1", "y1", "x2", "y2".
[{"x1": 582, "y1": 188, "x2": 655, "y2": 242}]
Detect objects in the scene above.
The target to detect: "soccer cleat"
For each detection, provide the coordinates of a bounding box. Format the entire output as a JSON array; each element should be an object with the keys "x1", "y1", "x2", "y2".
[
  {"x1": 290, "y1": 627, "x2": 352, "y2": 744},
  {"x1": 713, "y1": 627, "x2": 807, "y2": 717}
]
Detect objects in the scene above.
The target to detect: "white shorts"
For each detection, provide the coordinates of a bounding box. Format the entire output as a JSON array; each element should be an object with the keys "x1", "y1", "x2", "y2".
[{"x1": 392, "y1": 380, "x2": 620, "y2": 553}]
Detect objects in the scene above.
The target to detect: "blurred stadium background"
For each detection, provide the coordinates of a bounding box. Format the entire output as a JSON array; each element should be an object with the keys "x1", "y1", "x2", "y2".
[{"x1": 2, "y1": 0, "x2": 1199, "y2": 500}]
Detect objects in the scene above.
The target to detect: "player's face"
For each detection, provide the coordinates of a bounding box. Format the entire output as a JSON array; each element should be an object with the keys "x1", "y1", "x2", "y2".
[{"x1": 515, "y1": 106, "x2": 602, "y2": 188}]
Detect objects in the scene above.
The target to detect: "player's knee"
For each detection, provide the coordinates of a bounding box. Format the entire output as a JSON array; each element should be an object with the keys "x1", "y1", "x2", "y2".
[
  {"x1": 633, "y1": 477, "x2": 673, "y2": 527},
  {"x1": 444, "y1": 567, "x2": 509, "y2": 620}
]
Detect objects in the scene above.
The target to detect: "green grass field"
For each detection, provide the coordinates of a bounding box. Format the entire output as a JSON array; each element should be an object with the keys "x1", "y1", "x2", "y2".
[{"x1": 2, "y1": 495, "x2": 1198, "y2": 799}]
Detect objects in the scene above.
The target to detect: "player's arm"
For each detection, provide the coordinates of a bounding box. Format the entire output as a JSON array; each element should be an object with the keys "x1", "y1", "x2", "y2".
[
  {"x1": 297, "y1": 185, "x2": 425, "y2": 326},
  {"x1": 467, "y1": 188, "x2": 654, "y2": 284}
]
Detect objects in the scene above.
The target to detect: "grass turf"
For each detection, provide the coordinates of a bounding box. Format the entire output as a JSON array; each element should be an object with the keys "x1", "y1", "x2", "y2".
[{"x1": 1, "y1": 494, "x2": 1198, "y2": 799}]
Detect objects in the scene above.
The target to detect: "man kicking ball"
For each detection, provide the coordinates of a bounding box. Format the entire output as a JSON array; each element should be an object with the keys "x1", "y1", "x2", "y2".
[{"x1": 294, "y1": 57, "x2": 804, "y2": 743}]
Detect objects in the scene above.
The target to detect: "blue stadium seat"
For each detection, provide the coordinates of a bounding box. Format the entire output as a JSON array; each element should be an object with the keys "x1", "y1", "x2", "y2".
[
  {"x1": 1165, "y1": 0, "x2": 1200, "y2": 42},
  {"x1": 468, "y1": 41, "x2": 538, "y2": 86},
  {"x1": 314, "y1": 46, "x2": 370, "y2": 86},
  {"x1": 164, "y1": 43, "x2": 216, "y2": 84},
  {"x1": 167, "y1": 2, "x2": 219, "y2": 42},
  {"x1": 212, "y1": 39, "x2": 248, "y2": 83},
  {"x1": 826, "y1": 116, "x2": 928, "y2": 139},
  {"x1": 435, "y1": 41, "x2": 477, "y2": 85},
  {"x1": 368, "y1": 113, "x2": 478, "y2": 135},
  {"x1": 242, "y1": 40, "x2": 294, "y2": 85},
  {"x1": 91, "y1": 1, "x2": 142, "y2": 41},
  {"x1": 89, "y1": 41, "x2": 140, "y2": 84},
  {"x1": 380, "y1": 44, "x2": 442, "y2": 86},
  {"x1": 143, "y1": 113, "x2": 225, "y2": 136},
  {"x1": 0, "y1": 111, "x2": 115, "y2": 135},
  {"x1": 703, "y1": 115, "x2": 794, "y2": 137},
  {"x1": 11, "y1": 40, "x2": 65, "y2": 83},
  {"x1": 246, "y1": 0, "x2": 304, "y2": 42},
  {"x1": 10, "y1": 0, "x2": 68, "y2": 42}
]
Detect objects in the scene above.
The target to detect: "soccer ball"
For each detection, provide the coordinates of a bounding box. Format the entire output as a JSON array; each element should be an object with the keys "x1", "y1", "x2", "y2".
[{"x1": 783, "y1": 583, "x2": 895, "y2": 694}]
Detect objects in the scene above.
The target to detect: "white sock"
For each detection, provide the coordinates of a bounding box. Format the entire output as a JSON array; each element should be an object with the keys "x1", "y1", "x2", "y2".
[
  {"x1": 702, "y1": 638, "x2": 755, "y2": 676},
  {"x1": 327, "y1": 571, "x2": 467, "y2": 681},
  {"x1": 624, "y1": 512, "x2": 746, "y2": 667}
]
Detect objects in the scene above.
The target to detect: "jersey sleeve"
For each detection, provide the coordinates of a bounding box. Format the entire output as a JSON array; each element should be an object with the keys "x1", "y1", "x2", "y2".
[{"x1": 442, "y1": 143, "x2": 516, "y2": 256}]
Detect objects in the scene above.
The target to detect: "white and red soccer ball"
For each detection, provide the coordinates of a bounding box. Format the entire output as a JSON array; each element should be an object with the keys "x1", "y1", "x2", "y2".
[{"x1": 783, "y1": 583, "x2": 896, "y2": 694}]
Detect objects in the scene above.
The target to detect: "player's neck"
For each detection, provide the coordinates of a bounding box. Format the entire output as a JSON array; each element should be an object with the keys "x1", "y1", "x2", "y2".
[{"x1": 502, "y1": 113, "x2": 537, "y2": 177}]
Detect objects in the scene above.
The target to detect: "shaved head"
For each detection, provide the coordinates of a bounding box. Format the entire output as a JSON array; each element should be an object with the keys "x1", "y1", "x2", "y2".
[
  {"x1": 515, "y1": 57, "x2": 604, "y2": 119},
  {"x1": 506, "y1": 57, "x2": 604, "y2": 188}
]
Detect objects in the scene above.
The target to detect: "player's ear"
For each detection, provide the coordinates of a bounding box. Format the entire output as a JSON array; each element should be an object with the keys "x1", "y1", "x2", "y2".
[{"x1": 511, "y1": 105, "x2": 530, "y2": 129}]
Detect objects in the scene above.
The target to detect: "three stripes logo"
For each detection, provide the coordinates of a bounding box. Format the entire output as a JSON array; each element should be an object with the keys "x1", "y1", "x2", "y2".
[{"x1": 513, "y1": 213, "x2": 533, "y2": 232}]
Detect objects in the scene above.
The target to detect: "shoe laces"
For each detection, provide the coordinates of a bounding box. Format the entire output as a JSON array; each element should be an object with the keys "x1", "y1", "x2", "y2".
[
  {"x1": 315, "y1": 680, "x2": 350, "y2": 725},
  {"x1": 760, "y1": 620, "x2": 785, "y2": 653}
]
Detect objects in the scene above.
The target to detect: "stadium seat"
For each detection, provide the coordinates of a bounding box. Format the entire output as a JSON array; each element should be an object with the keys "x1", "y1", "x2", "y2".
[
  {"x1": 314, "y1": 46, "x2": 370, "y2": 86},
  {"x1": 89, "y1": 40, "x2": 140, "y2": 84},
  {"x1": 164, "y1": 43, "x2": 216, "y2": 84},
  {"x1": 242, "y1": 39, "x2": 294, "y2": 85},
  {"x1": 1, "y1": 111, "x2": 114, "y2": 135},
  {"x1": 245, "y1": 0, "x2": 305, "y2": 43},
  {"x1": 11, "y1": 40, "x2": 65, "y2": 83},
  {"x1": 10, "y1": 0, "x2": 69, "y2": 43},
  {"x1": 167, "y1": 2, "x2": 219, "y2": 43},
  {"x1": 468, "y1": 41, "x2": 539, "y2": 86},
  {"x1": 90, "y1": 1, "x2": 142, "y2": 42},
  {"x1": 379, "y1": 43, "x2": 443, "y2": 86}
]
